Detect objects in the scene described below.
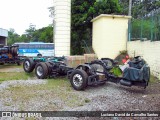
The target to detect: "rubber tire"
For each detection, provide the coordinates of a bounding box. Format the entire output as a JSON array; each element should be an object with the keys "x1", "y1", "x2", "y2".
[
  {"x1": 146, "y1": 67, "x2": 150, "y2": 86},
  {"x1": 45, "y1": 62, "x2": 52, "y2": 75},
  {"x1": 35, "y1": 62, "x2": 48, "y2": 79},
  {"x1": 11, "y1": 47, "x2": 15, "y2": 55},
  {"x1": 90, "y1": 60, "x2": 106, "y2": 73},
  {"x1": 13, "y1": 47, "x2": 18, "y2": 56},
  {"x1": 8, "y1": 47, "x2": 11, "y2": 54},
  {"x1": 101, "y1": 58, "x2": 114, "y2": 67},
  {"x1": 17, "y1": 61, "x2": 21, "y2": 66},
  {"x1": 0, "y1": 63, "x2": 4, "y2": 65},
  {"x1": 23, "y1": 58, "x2": 35, "y2": 73},
  {"x1": 70, "y1": 69, "x2": 88, "y2": 91},
  {"x1": 37, "y1": 54, "x2": 42, "y2": 57}
]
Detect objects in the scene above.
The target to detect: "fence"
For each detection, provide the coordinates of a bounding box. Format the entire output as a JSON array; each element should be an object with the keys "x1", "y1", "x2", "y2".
[
  {"x1": 130, "y1": 11, "x2": 160, "y2": 41},
  {"x1": 128, "y1": 8, "x2": 160, "y2": 79}
]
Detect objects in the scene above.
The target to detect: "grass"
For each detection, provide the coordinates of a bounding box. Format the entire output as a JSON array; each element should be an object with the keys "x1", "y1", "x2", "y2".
[
  {"x1": 1, "y1": 78, "x2": 89, "y2": 110},
  {"x1": 149, "y1": 74, "x2": 159, "y2": 83},
  {"x1": 0, "y1": 72, "x2": 35, "y2": 83},
  {"x1": 0, "y1": 65, "x2": 90, "y2": 109},
  {"x1": 0, "y1": 64, "x2": 36, "y2": 83},
  {"x1": 84, "y1": 99, "x2": 91, "y2": 103}
]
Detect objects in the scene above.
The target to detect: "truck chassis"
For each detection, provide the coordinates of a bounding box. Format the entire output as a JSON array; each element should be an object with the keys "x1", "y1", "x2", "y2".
[{"x1": 23, "y1": 56, "x2": 150, "y2": 91}]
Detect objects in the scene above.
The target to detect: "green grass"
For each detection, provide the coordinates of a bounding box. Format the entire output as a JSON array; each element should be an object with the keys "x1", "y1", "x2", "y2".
[
  {"x1": 149, "y1": 75, "x2": 159, "y2": 83},
  {"x1": 2, "y1": 78, "x2": 89, "y2": 110},
  {"x1": 0, "y1": 72, "x2": 35, "y2": 83}
]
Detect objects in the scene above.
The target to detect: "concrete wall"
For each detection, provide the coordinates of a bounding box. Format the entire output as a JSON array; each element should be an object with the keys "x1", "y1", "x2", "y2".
[
  {"x1": 0, "y1": 36, "x2": 7, "y2": 45},
  {"x1": 91, "y1": 14, "x2": 131, "y2": 59},
  {"x1": 0, "y1": 28, "x2": 8, "y2": 45},
  {"x1": 127, "y1": 40, "x2": 160, "y2": 79},
  {"x1": 53, "y1": 0, "x2": 71, "y2": 57}
]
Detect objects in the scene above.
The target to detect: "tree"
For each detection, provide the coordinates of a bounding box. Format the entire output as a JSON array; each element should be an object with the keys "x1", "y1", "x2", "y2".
[
  {"x1": 19, "y1": 34, "x2": 28, "y2": 43},
  {"x1": 33, "y1": 26, "x2": 53, "y2": 43},
  {"x1": 7, "y1": 28, "x2": 20, "y2": 45},
  {"x1": 119, "y1": 0, "x2": 160, "y2": 18},
  {"x1": 7, "y1": 25, "x2": 53, "y2": 45},
  {"x1": 25, "y1": 24, "x2": 36, "y2": 41},
  {"x1": 71, "y1": 0, "x2": 121, "y2": 55},
  {"x1": 48, "y1": 6, "x2": 55, "y2": 18}
]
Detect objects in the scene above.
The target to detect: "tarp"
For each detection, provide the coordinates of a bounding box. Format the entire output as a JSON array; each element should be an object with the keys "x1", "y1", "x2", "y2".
[{"x1": 123, "y1": 61, "x2": 150, "y2": 82}]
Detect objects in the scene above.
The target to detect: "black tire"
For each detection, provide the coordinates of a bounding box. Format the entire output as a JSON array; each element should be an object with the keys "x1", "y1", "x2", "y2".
[
  {"x1": 146, "y1": 67, "x2": 150, "y2": 86},
  {"x1": 101, "y1": 58, "x2": 114, "y2": 67},
  {"x1": 23, "y1": 58, "x2": 35, "y2": 73},
  {"x1": 13, "y1": 47, "x2": 18, "y2": 56},
  {"x1": 37, "y1": 54, "x2": 42, "y2": 57},
  {"x1": 0, "y1": 63, "x2": 4, "y2": 65},
  {"x1": 8, "y1": 47, "x2": 11, "y2": 54},
  {"x1": 70, "y1": 69, "x2": 88, "y2": 91},
  {"x1": 11, "y1": 47, "x2": 14, "y2": 55},
  {"x1": 35, "y1": 62, "x2": 48, "y2": 79},
  {"x1": 17, "y1": 61, "x2": 21, "y2": 66},
  {"x1": 45, "y1": 62, "x2": 52, "y2": 75}
]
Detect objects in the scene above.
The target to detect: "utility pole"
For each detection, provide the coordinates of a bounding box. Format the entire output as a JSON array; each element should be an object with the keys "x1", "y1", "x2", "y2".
[
  {"x1": 128, "y1": 0, "x2": 132, "y2": 16},
  {"x1": 127, "y1": 0, "x2": 132, "y2": 52},
  {"x1": 128, "y1": 0, "x2": 132, "y2": 42}
]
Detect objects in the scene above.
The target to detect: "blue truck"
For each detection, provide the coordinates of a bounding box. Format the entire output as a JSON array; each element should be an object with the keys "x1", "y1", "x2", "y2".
[{"x1": 0, "y1": 44, "x2": 20, "y2": 65}]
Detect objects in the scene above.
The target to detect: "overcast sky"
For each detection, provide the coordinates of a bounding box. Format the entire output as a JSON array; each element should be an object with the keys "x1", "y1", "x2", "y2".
[{"x1": 0, "y1": 0, "x2": 53, "y2": 35}]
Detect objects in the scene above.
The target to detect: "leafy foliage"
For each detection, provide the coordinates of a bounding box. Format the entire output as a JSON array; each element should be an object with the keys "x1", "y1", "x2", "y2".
[
  {"x1": 128, "y1": 0, "x2": 160, "y2": 41},
  {"x1": 7, "y1": 25, "x2": 53, "y2": 45},
  {"x1": 119, "y1": 0, "x2": 160, "y2": 18},
  {"x1": 131, "y1": 18, "x2": 152, "y2": 39},
  {"x1": 71, "y1": 0, "x2": 121, "y2": 55},
  {"x1": 7, "y1": 29, "x2": 21, "y2": 45}
]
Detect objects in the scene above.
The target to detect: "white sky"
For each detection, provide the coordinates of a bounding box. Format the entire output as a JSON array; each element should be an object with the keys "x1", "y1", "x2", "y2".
[{"x1": 0, "y1": 0, "x2": 53, "y2": 35}]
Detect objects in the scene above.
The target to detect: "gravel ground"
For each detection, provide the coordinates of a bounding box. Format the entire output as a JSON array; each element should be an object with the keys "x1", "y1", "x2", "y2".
[
  {"x1": 0, "y1": 66, "x2": 160, "y2": 120},
  {"x1": 0, "y1": 80, "x2": 160, "y2": 120},
  {"x1": 0, "y1": 80, "x2": 47, "y2": 91}
]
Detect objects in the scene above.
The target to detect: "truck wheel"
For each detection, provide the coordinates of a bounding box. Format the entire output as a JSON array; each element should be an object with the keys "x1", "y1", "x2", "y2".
[
  {"x1": 45, "y1": 62, "x2": 52, "y2": 74},
  {"x1": 35, "y1": 62, "x2": 48, "y2": 79},
  {"x1": 0, "y1": 63, "x2": 4, "y2": 65},
  {"x1": 146, "y1": 67, "x2": 150, "y2": 86},
  {"x1": 101, "y1": 58, "x2": 114, "y2": 67},
  {"x1": 13, "y1": 47, "x2": 18, "y2": 56},
  {"x1": 37, "y1": 54, "x2": 42, "y2": 57},
  {"x1": 23, "y1": 58, "x2": 35, "y2": 73},
  {"x1": 17, "y1": 61, "x2": 21, "y2": 66},
  {"x1": 11, "y1": 47, "x2": 14, "y2": 55},
  {"x1": 70, "y1": 69, "x2": 88, "y2": 91}
]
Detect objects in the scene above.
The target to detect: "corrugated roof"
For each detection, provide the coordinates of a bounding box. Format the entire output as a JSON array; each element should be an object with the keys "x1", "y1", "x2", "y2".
[{"x1": 0, "y1": 28, "x2": 8, "y2": 37}]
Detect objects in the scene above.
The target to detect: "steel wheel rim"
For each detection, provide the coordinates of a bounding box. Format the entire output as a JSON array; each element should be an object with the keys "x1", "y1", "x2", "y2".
[
  {"x1": 73, "y1": 74, "x2": 83, "y2": 87},
  {"x1": 24, "y1": 61, "x2": 30, "y2": 70},
  {"x1": 37, "y1": 66, "x2": 43, "y2": 76}
]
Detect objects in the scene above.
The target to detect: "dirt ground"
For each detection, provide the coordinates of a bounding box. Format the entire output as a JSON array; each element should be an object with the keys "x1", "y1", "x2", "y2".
[{"x1": 0, "y1": 65, "x2": 160, "y2": 120}]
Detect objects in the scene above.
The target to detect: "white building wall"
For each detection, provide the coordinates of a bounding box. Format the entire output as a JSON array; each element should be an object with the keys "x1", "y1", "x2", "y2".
[
  {"x1": 0, "y1": 28, "x2": 8, "y2": 37},
  {"x1": 91, "y1": 14, "x2": 131, "y2": 59},
  {"x1": 53, "y1": 0, "x2": 71, "y2": 56},
  {"x1": 0, "y1": 28, "x2": 8, "y2": 45},
  {"x1": 127, "y1": 40, "x2": 160, "y2": 79}
]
